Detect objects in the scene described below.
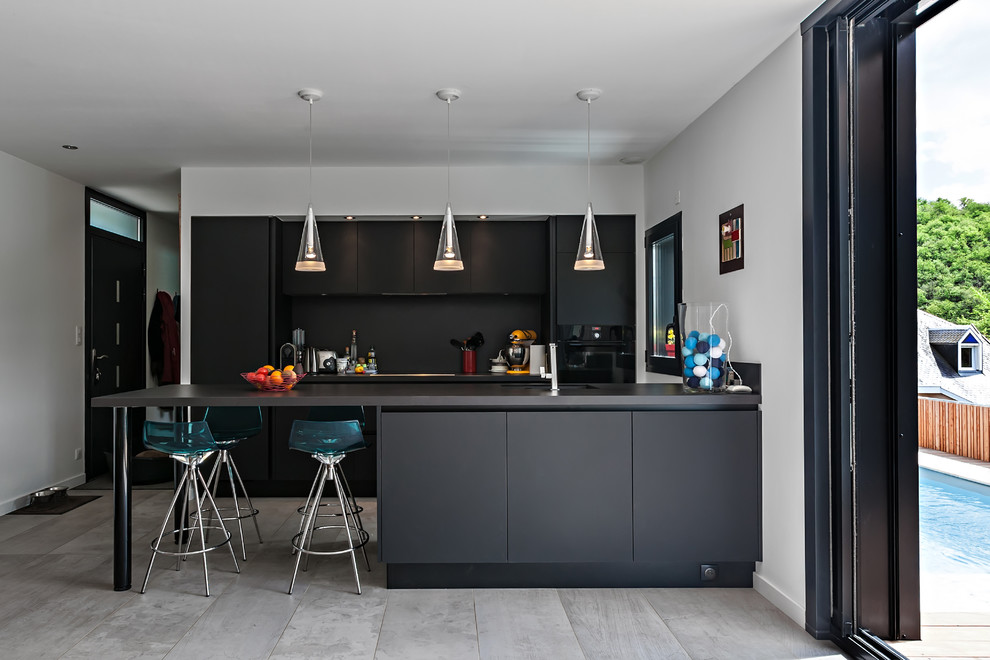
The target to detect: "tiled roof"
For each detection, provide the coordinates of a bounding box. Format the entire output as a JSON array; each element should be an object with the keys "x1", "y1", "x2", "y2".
[
  {"x1": 929, "y1": 328, "x2": 969, "y2": 344},
  {"x1": 917, "y1": 309, "x2": 990, "y2": 404}
]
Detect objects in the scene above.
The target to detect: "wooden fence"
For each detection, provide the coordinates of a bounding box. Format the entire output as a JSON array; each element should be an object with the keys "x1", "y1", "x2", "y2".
[{"x1": 918, "y1": 397, "x2": 990, "y2": 462}]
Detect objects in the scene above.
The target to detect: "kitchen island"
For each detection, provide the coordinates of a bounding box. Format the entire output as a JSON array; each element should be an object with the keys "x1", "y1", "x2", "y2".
[{"x1": 93, "y1": 382, "x2": 761, "y2": 591}]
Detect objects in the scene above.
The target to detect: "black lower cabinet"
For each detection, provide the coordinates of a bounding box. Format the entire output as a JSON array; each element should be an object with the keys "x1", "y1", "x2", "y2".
[
  {"x1": 506, "y1": 412, "x2": 632, "y2": 562},
  {"x1": 380, "y1": 412, "x2": 507, "y2": 563},
  {"x1": 632, "y1": 411, "x2": 761, "y2": 562}
]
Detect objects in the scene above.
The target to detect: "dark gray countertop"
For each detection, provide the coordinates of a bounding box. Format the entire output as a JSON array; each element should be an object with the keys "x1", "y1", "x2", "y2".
[
  {"x1": 305, "y1": 373, "x2": 543, "y2": 383},
  {"x1": 92, "y1": 382, "x2": 760, "y2": 410}
]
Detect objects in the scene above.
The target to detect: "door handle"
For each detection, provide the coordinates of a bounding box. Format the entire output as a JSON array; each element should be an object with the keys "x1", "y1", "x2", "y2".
[{"x1": 92, "y1": 350, "x2": 109, "y2": 385}]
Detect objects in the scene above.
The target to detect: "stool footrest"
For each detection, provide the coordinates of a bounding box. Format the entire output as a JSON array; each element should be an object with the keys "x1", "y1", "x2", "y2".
[
  {"x1": 291, "y1": 526, "x2": 370, "y2": 557},
  {"x1": 149, "y1": 526, "x2": 232, "y2": 557}
]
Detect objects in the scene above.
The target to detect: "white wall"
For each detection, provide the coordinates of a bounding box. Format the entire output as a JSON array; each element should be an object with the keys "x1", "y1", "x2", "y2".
[
  {"x1": 641, "y1": 33, "x2": 806, "y2": 623},
  {"x1": 145, "y1": 212, "x2": 180, "y2": 389},
  {"x1": 0, "y1": 151, "x2": 86, "y2": 513},
  {"x1": 179, "y1": 164, "x2": 645, "y2": 380}
]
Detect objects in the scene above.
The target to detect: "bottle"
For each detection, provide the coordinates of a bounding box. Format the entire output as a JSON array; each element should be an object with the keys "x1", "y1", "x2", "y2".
[
  {"x1": 350, "y1": 330, "x2": 358, "y2": 372},
  {"x1": 367, "y1": 345, "x2": 378, "y2": 374}
]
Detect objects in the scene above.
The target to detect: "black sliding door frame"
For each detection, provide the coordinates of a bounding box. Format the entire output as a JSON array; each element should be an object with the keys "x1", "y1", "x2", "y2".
[{"x1": 803, "y1": 0, "x2": 958, "y2": 654}]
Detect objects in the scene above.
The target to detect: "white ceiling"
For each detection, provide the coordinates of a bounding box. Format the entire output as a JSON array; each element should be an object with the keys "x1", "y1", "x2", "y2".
[{"x1": 0, "y1": 1, "x2": 821, "y2": 214}]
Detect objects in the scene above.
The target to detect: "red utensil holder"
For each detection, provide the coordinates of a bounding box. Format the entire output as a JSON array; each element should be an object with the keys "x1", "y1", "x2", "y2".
[{"x1": 462, "y1": 350, "x2": 477, "y2": 374}]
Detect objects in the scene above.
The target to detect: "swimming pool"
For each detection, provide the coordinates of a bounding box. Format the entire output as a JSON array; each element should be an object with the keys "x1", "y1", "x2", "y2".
[{"x1": 920, "y1": 467, "x2": 990, "y2": 573}]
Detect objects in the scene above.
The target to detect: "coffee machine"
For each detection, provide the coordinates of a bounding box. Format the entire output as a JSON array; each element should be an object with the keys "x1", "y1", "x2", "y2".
[{"x1": 505, "y1": 329, "x2": 537, "y2": 375}]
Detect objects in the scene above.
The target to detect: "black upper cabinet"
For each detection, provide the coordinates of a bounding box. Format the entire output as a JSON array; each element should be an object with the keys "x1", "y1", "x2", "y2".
[
  {"x1": 557, "y1": 215, "x2": 635, "y2": 254},
  {"x1": 413, "y1": 220, "x2": 472, "y2": 293},
  {"x1": 358, "y1": 222, "x2": 415, "y2": 294},
  {"x1": 556, "y1": 251, "x2": 635, "y2": 325},
  {"x1": 470, "y1": 221, "x2": 548, "y2": 294},
  {"x1": 282, "y1": 221, "x2": 358, "y2": 295},
  {"x1": 192, "y1": 217, "x2": 271, "y2": 379}
]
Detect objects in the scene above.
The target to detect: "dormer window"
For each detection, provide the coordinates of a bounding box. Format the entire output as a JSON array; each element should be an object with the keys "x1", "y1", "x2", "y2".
[{"x1": 959, "y1": 332, "x2": 982, "y2": 372}]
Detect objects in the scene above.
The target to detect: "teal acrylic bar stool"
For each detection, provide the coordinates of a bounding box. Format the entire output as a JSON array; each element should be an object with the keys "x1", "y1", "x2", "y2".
[
  {"x1": 196, "y1": 406, "x2": 264, "y2": 561},
  {"x1": 288, "y1": 412, "x2": 370, "y2": 595},
  {"x1": 140, "y1": 420, "x2": 239, "y2": 596}
]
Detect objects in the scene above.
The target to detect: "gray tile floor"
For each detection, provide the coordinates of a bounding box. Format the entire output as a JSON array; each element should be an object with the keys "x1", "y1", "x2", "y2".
[{"x1": 0, "y1": 488, "x2": 847, "y2": 659}]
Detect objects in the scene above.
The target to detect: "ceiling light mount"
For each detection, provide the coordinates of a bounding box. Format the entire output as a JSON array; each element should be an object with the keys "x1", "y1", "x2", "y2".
[
  {"x1": 436, "y1": 88, "x2": 461, "y2": 103},
  {"x1": 576, "y1": 88, "x2": 602, "y2": 103},
  {"x1": 297, "y1": 88, "x2": 323, "y2": 103},
  {"x1": 61, "y1": 144, "x2": 79, "y2": 150}
]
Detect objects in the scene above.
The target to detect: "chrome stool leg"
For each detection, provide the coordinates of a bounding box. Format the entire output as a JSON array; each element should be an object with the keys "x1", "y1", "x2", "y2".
[
  {"x1": 142, "y1": 467, "x2": 189, "y2": 593},
  {"x1": 289, "y1": 463, "x2": 327, "y2": 594},
  {"x1": 196, "y1": 462, "x2": 240, "y2": 576},
  {"x1": 339, "y1": 468, "x2": 371, "y2": 572},
  {"x1": 192, "y1": 449, "x2": 262, "y2": 561},
  {"x1": 229, "y1": 454, "x2": 263, "y2": 546},
  {"x1": 189, "y1": 462, "x2": 211, "y2": 596},
  {"x1": 332, "y1": 462, "x2": 362, "y2": 594}
]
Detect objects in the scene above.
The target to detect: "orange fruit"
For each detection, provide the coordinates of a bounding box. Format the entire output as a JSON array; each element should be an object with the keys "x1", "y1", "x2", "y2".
[
  {"x1": 284, "y1": 365, "x2": 295, "y2": 371},
  {"x1": 270, "y1": 372, "x2": 283, "y2": 385}
]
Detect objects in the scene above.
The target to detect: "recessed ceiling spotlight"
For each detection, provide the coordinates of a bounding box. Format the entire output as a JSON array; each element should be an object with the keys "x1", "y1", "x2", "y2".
[
  {"x1": 61, "y1": 144, "x2": 78, "y2": 150},
  {"x1": 619, "y1": 156, "x2": 646, "y2": 165},
  {"x1": 478, "y1": 215, "x2": 488, "y2": 220},
  {"x1": 345, "y1": 216, "x2": 355, "y2": 220},
  {"x1": 411, "y1": 215, "x2": 421, "y2": 220}
]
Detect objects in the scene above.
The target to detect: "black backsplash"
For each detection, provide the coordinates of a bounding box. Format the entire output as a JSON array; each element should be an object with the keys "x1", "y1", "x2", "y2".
[{"x1": 292, "y1": 295, "x2": 547, "y2": 374}]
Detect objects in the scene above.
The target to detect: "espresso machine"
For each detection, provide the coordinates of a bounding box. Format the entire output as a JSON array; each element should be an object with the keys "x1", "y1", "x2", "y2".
[{"x1": 505, "y1": 329, "x2": 537, "y2": 375}]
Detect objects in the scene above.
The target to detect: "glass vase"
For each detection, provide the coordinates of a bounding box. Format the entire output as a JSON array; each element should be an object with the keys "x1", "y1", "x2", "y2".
[{"x1": 677, "y1": 302, "x2": 730, "y2": 393}]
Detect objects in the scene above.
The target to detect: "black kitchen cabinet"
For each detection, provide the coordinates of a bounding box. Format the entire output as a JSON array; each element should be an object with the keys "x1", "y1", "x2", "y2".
[
  {"x1": 190, "y1": 216, "x2": 272, "y2": 480},
  {"x1": 506, "y1": 411, "x2": 632, "y2": 563},
  {"x1": 470, "y1": 221, "x2": 548, "y2": 294},
  {"x1": 282, "y1": 220, "x2": 358, "y2": 295},
  {"x1": 413, "y1": 220, "x2": 472, "y2": 293},
  {"x1": 555, "y1": 251, "x2": 635, "y2": 326},
  {"x1": 380, "y1": 412, "x2": 508, "y2": 563},
  {"x1": 632, "y1": 411, "x2": 761, "y2": 562},
  {"x1": 556, "y1": 214, "x2": 635, "y2": 254},
  {"x1": 358, "y1": 222, "x2": 415, "y2": 294}
]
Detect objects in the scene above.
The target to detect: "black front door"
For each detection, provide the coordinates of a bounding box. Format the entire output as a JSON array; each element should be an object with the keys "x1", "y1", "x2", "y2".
[{"x1": 85, "y1": 194, "x2": 146, "y2": 479}]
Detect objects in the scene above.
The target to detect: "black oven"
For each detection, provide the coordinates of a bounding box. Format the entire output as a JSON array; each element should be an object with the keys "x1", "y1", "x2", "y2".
[{"x1": 556, "y1": 324, "x2": 635, "y2": 383}]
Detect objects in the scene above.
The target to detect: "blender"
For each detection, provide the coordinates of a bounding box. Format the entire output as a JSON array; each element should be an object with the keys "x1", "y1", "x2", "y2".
[{"x1": 505, "y1": 330, "x2": 537, "y2": 374}]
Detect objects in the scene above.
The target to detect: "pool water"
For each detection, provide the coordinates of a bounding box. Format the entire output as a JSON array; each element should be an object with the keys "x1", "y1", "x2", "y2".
[{"x1": 920, "y1": 467, "x2": 990, "y2": 573}]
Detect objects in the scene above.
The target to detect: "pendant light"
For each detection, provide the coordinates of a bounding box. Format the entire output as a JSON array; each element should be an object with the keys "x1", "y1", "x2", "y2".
[
  {"x1": 295, "y1": 88, "x2": 326, "y2": 272},
  {"x1": 434, "y1": 88, "x2": 464, "y2": 271},
  {"x1": 574, "y1": 88, "x2": 605, "y2": 271}
]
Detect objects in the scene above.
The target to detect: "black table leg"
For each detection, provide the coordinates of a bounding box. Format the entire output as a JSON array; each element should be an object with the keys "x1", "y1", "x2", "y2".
[
  {"x1": 173, "y1": 406, "x2": 190, "y2": 545},
  {"x1": 113, "y1": 406, "x2": 131, "y2": 591}
]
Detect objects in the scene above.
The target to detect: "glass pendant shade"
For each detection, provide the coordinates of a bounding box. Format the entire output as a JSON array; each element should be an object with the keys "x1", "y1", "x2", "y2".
[
  {"x1": 574, "y1": 201, "x2": 604, "y2": 270},
  {"x1": 433, "y1": 203, "x2": 463, "y2": 271},
  {"x1": 295, "y1": 203, "x2": 326, "y2": 271}
]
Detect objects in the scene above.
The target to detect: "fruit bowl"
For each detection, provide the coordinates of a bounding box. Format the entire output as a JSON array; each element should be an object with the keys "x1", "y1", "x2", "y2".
[{"x1": 240, "y1": 371, "x2": 307, "y2": 391}]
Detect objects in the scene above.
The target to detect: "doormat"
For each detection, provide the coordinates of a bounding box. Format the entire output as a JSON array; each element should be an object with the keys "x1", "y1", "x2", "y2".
[{"x1": 10, "y1": 495, "x2": 100, "y2": 515}]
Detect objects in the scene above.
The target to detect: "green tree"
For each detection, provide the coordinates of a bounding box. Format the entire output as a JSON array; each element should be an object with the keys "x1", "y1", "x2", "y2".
[{"x1": 917, "y1": 197, "x2": 990, "y2": 336}]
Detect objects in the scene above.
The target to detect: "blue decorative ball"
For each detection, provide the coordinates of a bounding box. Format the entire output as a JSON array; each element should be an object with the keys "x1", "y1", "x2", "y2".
[
  {"x1": 688, "y1": 330, "x2": 700, "y2": 339},
  {"x1": 685, "y1": 337, "x2": 698, "y2": 350},
  {"x1": 699, "y1": 332, "x2": 710, "y2": 341},
  {"x1": 700, "y1": 376, "x2": 713, "y2": 388},
  {"x1": 692, "y1": 354, "x2": 708, "y2": 367},
  {"x1": 710, "y1": 357, "x2": 723, "y2": 369},
  {"x1": 713, "y1": 377, "x2": 724, "y2": 388},
  {"x1": 687, "y1": 376, "x2": 701, "y2": 388},
  {"x1": 709, "y1": 334, "x2": 721, "y2": 347},
  {"x1": 684, "y1": 358, "x2": 694, "y2": 368},
  {"x1": 681, "y1": 347, "x2": 693, "y2": 357},
  {"x1": 709, "y1": 367, "x2": 721, "y2": 380},
  {"x1": 696, "y1": 340, "x2": 710, "y2": 354},
  {"x1": 683, "y1": 367, "x2": 694, "y2": 378}
]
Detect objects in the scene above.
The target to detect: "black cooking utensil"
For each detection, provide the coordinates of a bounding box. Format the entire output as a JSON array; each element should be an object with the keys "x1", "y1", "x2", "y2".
[
  {"x1": 466, "y1": 332, "x2": 484, "y2": 350},
  {"x1": 450, "y1": 338, "x2": 466, "y2": 351}
]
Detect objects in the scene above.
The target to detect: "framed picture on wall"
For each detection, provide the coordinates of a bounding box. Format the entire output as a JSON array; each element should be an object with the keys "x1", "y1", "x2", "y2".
[{"x1": 719, "y1": 204, "x2": 744, "y2": 274}]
